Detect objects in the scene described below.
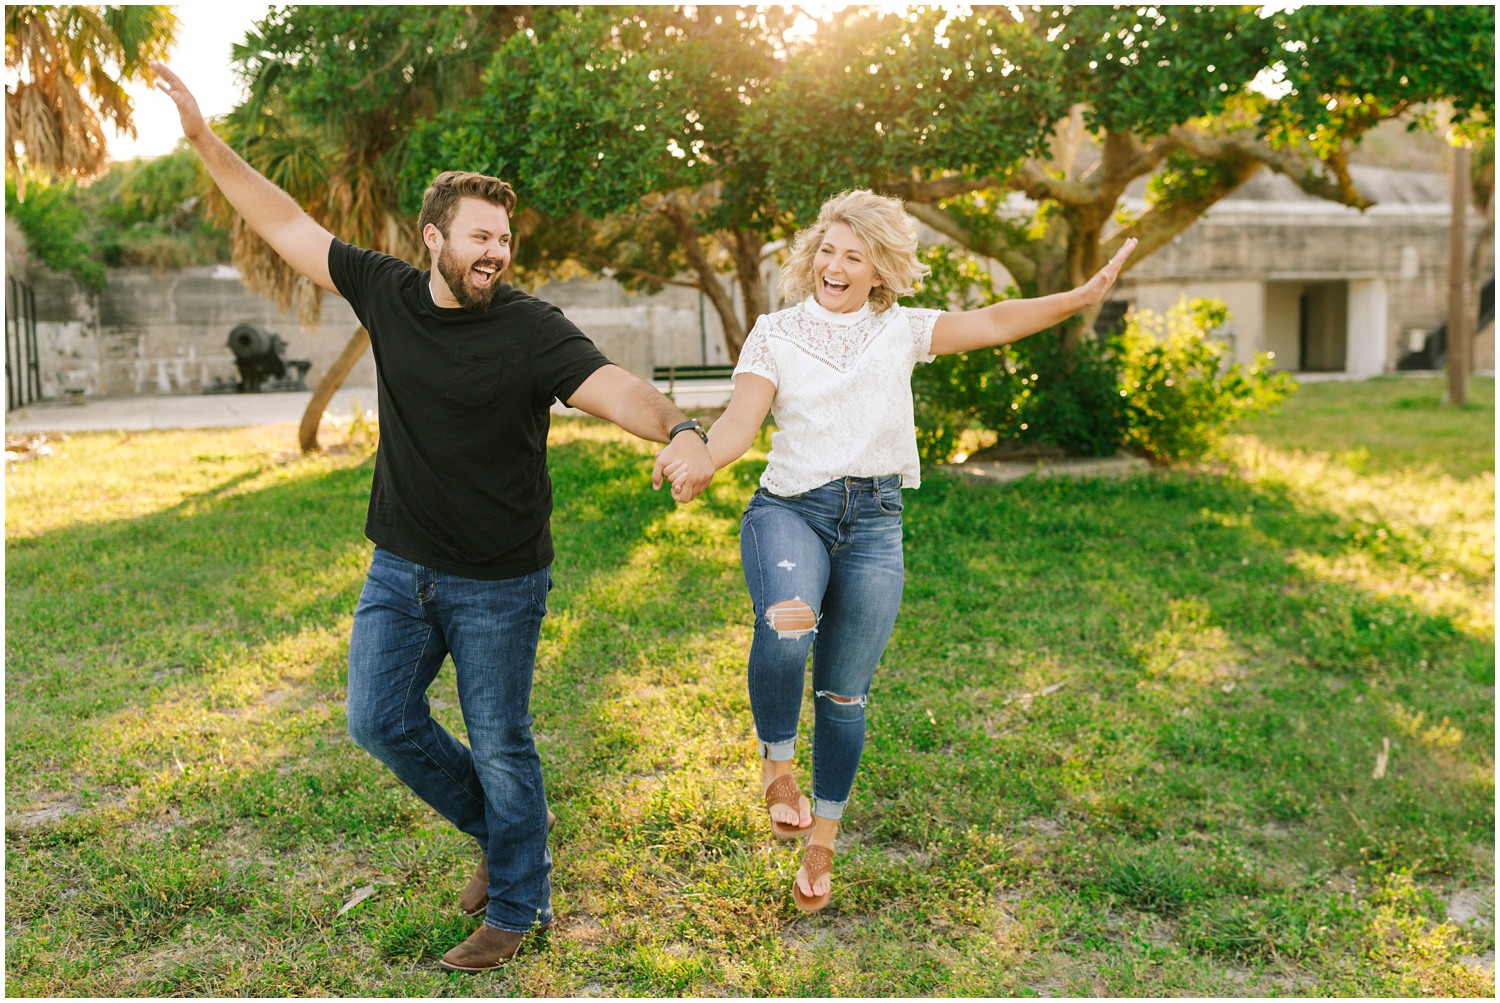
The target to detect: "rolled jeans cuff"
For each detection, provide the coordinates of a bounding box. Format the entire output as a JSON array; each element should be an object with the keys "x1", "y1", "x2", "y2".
[
  {"x1": 760, "y1": 737, "x2": 797, "y2": 762},
  {"x1": 812, "y1": 798, "x2": 847, "y2": 821}
]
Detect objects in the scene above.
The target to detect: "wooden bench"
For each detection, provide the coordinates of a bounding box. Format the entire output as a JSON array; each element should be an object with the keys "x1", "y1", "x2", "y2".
[{"x1": 653, "y1": 364, "x2": 735, "y2": 382}]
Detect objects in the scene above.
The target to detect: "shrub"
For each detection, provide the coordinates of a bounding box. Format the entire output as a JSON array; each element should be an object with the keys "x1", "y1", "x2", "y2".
[
  {"x1": 908, "y1": 245, "x2": 1295, "y2": 465},
  {"x1": 4, "y1": 150, "x2": 229, "y2": 286},
  {"x1": 1115, "y1": 298, "x2": 1295, "y2": 463}
]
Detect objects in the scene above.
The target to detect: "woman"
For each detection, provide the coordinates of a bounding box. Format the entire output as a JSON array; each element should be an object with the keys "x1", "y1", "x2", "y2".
[{"x1": 659, "y1": 190, "x2": 1134, "y2": 912}]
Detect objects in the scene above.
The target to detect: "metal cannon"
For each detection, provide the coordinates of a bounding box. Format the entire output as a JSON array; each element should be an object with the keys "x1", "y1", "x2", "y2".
[{"x1": 210, "y1": 323, "x2": 313, "y2": 393}]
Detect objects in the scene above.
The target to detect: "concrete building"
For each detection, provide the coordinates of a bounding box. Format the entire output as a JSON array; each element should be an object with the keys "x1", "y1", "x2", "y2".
[{"x1": 1111, "y1": 164, "x2": 1494, "y2": 376}]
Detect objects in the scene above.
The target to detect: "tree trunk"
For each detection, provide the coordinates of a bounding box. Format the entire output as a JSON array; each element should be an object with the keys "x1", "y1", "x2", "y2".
[
  {"x1": 658, "y1": 197, "x2": 748, "y2": 360},
  {"x1": 729, "y1": 230, "x2": 769, "y2": 359},
  {"x1": 299, "y1": 326, "x2": 372, "y2": 453},
  {"x1": 1447, "y1": 144, "x2": 1471, "y2": 406}
]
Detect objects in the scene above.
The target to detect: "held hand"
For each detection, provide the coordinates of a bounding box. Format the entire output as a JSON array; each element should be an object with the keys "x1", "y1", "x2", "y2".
[
  {"x1": 150, "y1": 63, "x2": 208, "y2": 141},
  {"x1": 653, "y1": 435, "x2": 713, "y2": 503},
  {"x1": 657, "y1": 457, "x2": 707, "y2": 503},
  {"x1": 1076, "y1": 237, "x2": 1138, "y2": 307},
  {"x1": 663, "y1": 458, "x2": 709, "y2": 503}
]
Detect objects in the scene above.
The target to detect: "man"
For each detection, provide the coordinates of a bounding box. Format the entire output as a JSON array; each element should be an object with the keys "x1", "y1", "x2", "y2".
[{"x1": 153, "y1": 65, "x2": 715, "y2": 972}]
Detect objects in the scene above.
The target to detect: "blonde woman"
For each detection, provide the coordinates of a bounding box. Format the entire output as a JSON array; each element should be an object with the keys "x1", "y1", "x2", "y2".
[{"x1": 658, "y1": 190, "x2": 1134, "y2": 911}]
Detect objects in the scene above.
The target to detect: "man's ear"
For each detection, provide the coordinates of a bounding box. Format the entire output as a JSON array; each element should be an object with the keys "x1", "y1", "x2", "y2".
[{"x1": 422, "y1": 223, "x2": 442, "y2": 254}]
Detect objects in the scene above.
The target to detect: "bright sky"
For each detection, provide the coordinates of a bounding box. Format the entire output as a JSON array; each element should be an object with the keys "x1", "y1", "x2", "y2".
[{"x1": 107, "y1": 2, "x2": 272, "y2": 161}]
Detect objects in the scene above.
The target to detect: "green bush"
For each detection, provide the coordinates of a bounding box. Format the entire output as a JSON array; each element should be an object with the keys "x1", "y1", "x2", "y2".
[
  {"x1": 5, "y1": 150, "x2": 229, "y2": 287},
  {"x1": 5, "y1": 177, "x2": 108, "y2": 290},
  {"x1": 907, "y1": 245, "x2": 1024, "y2": 462},
  {"x1": 1115, "y1": 298, "x2": 1295, "y2": 463},
  {"x1": 908, "y1": 246, "x2": 1294, "y2": 465}
]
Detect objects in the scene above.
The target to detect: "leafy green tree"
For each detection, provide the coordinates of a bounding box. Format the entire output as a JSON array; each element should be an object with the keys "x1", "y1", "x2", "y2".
[
  {"x1": 4, "y1": 5, "x2": 177, "y2": 188},
  {"x1": 403, "y1": 4, "x2": 1494, "y2": 359},
  {"x1": 403, "y1": 5, "x2": 795, "y2": 356},
  {"x1": 215, "y1": 4, "x2": 531, "y2": 320},
  {"x1": 5, "y1": 175, "x2": 108, "y2": 288},
  {"x1": 211, "y1": 5, "x2": 532, "y2": 449},
  {"x1": 763, "y1": 4, "x2": 1494, "y2": 345}
]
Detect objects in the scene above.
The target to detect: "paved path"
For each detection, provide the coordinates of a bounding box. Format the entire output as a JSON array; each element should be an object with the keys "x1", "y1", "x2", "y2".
[
  {"x1": 941, "y1": 452, "x2": 1153, "y2": 483},
  {"x1": 5, "y1": 387, "x2": 379, "y2": 434},
  {"x1": 5, "y1": 381, "x2": 735, "y2": 435}
]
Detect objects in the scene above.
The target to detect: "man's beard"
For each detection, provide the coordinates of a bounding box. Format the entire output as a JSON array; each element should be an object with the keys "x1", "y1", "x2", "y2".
[{"x1": 437, "y1": 243, "x2": 503, "y2": 312}]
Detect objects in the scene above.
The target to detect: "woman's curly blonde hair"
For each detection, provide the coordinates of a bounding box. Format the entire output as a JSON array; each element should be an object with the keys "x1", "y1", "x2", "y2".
[{"x1": 780, "y1": 189, "x2": 930, "y2": 313}]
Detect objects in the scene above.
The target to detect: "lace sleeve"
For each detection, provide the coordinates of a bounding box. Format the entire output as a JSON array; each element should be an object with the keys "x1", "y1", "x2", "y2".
[
  {"x1": 732, "y1": 314, "x2": 778, "y2": 386},
  {"x1": 904, "y1": 307, "x2": 944, "y2": 364}
]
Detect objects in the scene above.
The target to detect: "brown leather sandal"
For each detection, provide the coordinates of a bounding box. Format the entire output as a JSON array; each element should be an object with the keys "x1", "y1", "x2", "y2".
[
  {"x1": 792, "y1": 843, "x2": 834, "y2": 912},
  {"x1": 763, "y1": 774, "x2": 812, "y2": 839}
]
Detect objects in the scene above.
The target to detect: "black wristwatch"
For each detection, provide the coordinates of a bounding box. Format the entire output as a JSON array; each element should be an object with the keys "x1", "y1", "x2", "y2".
[{"x1": 669, "y1": 418, "x2": 709, "y2": 444}]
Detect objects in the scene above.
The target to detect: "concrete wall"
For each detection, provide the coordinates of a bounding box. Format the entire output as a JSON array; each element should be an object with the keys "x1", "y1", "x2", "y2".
[
  {"x1": 530, "y1": 273, "x2": 738, "y2": 375},
  {"x1": 18, "y1": 265, "x2": 379, "y2": 399},
  {"x1": 13, "y1": 262, "x2": 702, "y2": 400}
]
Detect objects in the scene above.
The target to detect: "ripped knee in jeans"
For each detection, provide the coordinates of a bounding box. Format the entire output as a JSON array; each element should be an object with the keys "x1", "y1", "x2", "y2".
[{"x1": 765, "y1": 598, "x2": 818, "y2": 639}]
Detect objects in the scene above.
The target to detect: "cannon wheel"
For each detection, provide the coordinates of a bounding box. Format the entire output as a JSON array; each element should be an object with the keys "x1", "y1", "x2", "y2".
[{"x1": 299, "y1": 326, "x2": 372, "y2": 453}]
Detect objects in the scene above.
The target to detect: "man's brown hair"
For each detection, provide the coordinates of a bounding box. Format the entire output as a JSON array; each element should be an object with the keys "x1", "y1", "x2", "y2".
[{"x1": 417, "y1": 171, "x2": 518, "y2": 237}]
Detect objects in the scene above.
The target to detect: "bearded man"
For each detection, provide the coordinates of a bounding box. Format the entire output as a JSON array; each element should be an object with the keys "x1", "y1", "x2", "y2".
[{"x1": 154, "y1": 64, "x2": 714, "y2": 972}]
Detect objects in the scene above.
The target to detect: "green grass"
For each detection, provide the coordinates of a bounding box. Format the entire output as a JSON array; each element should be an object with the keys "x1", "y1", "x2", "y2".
[{"x1": 5, "y1": 376, "x2": 1493, "y2": 996}]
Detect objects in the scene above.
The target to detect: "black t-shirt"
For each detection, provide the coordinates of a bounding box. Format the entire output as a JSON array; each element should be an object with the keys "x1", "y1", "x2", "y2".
[{"x1": 328, "y1": 239, "x2": 610, "y2": 579}]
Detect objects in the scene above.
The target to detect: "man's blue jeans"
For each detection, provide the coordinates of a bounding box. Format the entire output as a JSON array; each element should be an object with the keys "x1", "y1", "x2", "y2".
[
  {"x1": 740, "y1": 476, "x2": 906, "y2": 820},
  {"x1": 346, "y1": 546, "x2": 553, "y2": 933}
]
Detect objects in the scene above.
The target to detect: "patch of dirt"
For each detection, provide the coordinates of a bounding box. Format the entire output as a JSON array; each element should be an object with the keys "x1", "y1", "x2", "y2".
[
  {"x1": 6, "y1": 804, "x2": 75, "y2": 829},
  {"x1": 5, "y1": 792, "x2": 125, "y2": 832},
  {"x1": 556, "y1": 914, "x2": 607, "y2": 946},
  {"x1": 779, "y1": 914, "x2": 862, "y2": 950},
  {"x1": 1448, "y1": 885, "x2": 1495, "y2": 927},
  {"x1": 1449, "y1": 884, "x2": 1496, "y2": 973},
  {"x1": 4, "y1": 433, "x2": 64, "y2": 466},
  {"x1": 880, "y1": 846, "x2": 933, "y2": 868},
  {"x1": 1019, "y1": 816, "x2": 1066, "y2": 838}
]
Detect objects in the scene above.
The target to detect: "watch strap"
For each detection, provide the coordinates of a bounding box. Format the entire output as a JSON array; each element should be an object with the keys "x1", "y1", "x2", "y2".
[{"x1": 669, "y1": 419, "x2": 709, "y2": 443}]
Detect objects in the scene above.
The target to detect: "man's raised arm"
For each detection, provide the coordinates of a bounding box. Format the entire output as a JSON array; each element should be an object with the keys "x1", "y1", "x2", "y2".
[{"x1": 152, "y1": 63, "x2": 336, "y2": 292}]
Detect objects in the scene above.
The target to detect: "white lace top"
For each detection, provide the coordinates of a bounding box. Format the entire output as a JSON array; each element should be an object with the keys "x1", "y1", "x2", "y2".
[{"x1": 733, "y1": 297, "x2": 943, "y2": 496}]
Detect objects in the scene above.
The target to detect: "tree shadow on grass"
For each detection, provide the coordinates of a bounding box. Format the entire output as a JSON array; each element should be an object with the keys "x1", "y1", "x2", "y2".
[
  {"x1": 4, "y1": 429, "x2": 693, "y2": 806},
  {"x1": 5, "y1": 455, "x2": 376, "y2": 803},
  {"x1": 4, "y1": 428, "x2": 704, "y2": 992},
  {"x1": 875, "y1": 469, "x2": 1491, "y2": 884},
  {"x1": 6, "y1": 426, "x2": 1491, "y2": 996},
  {"x1": 485, "y1": 448, "x2": 1491, "y2": 993}
]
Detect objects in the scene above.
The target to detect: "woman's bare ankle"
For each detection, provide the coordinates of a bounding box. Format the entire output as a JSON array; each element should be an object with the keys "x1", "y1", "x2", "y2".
[
  {"x1": 809, "y1": 815, "x2": 839, "y2": 847},
  {"x1": 761, "y1": 758, "x2": 793, "y2": 788}
]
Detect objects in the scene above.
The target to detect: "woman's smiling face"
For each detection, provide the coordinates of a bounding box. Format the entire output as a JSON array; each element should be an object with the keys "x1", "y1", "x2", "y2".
[{"x1": 812, "y1": 221, "x2": 882, "y2": 313}]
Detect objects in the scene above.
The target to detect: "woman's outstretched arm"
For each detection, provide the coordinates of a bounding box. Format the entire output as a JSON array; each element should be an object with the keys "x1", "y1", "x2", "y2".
[{"x1": 929, "y1": 238, "x2": 1137, "y2": 356}]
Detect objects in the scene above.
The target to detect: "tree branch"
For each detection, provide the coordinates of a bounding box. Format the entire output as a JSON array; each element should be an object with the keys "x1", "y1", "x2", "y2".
[
  {"x1": 575, "y1": 251, "x2": 701, "y2": 291},
  {"x1": 657, "y1": 194, "x2": 747, "y2": 357},
  {"x1": 1163, "y1": 125, "x2": 1375, "y2": 209},
  {"x1": 904, "y1": 200, "x2": 1037, "y2": 287}
]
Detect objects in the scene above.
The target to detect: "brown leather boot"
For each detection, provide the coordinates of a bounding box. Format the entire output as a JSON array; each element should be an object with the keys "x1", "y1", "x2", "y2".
[
  {"x1": 458, "y1": 809, "x2": 556, "y2": 917},
  {"x1": 438, "y1": 922, "x2": 547, "y2": 972}
]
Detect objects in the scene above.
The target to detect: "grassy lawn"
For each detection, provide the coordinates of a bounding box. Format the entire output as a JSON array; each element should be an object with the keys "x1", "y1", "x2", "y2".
[{"x1": 5, "y1": 375, "x2": 1493, "y2": 996}]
